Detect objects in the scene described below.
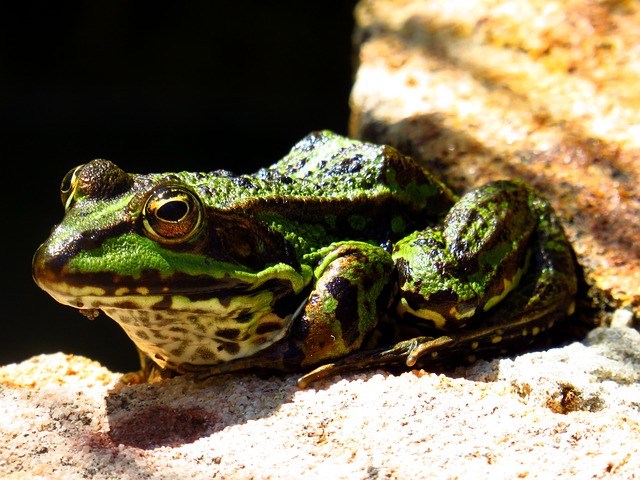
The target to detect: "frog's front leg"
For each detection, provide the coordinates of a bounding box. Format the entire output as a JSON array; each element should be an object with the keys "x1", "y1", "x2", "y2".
[
  {"x1": 189, "y1": 241, "x2": 395, "y2": 378},
  {"x1": 293, "y1": 241, "x2": 396, "y2": 366}
]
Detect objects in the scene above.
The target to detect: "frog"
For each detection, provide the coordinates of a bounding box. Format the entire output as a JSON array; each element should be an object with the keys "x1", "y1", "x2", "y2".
[{"x1": 32, "y1": 131, "x2": 577, "y2": 387}]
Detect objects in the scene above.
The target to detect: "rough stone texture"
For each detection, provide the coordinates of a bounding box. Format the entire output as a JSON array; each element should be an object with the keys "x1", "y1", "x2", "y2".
[
  {"x1": 1, "y1": 327, "x2": 640, "y2": 479},
  {"x1": 350, "y1": 0, "x2": 640, "y2": 318}
]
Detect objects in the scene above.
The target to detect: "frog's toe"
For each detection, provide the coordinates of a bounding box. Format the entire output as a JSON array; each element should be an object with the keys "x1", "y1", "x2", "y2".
[
  {"x1": 404, "y1": 335, "x2": 456, "y2": 366},
  {"x1": 297, "y1": 363, "x2": 341, "y2": 388},
  {"x1": 118, "y1": 370, "x2": 148, "y2": 385}
]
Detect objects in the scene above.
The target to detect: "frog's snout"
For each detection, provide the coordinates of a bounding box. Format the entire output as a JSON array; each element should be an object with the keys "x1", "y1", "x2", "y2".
[
  {"x1": 32, "y1": 242, "x2": 56, "y2": 293},
  {"x1": 32, "y1": 240, "x2": 72, "y2": 300}
]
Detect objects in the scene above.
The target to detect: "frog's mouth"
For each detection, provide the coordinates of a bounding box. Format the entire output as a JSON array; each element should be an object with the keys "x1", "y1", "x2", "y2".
[{"x1": 33, "y1": 242, "x2": 307, "y2": 311}]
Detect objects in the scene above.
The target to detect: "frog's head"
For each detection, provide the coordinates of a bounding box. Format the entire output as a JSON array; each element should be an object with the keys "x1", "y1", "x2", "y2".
[{"x1": 33, "y1": 159, "x2": 312, "y2": 369}]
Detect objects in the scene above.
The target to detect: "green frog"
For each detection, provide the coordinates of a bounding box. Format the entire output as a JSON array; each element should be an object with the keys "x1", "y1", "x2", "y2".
[{"x1": 33, "y1": 131, "x2": 577, "y2": 387}]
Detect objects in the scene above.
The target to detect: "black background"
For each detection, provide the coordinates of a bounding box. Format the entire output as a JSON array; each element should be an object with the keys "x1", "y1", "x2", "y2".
[{"x1": 2, "y1": 1, "x2": 359, "y2": 372}]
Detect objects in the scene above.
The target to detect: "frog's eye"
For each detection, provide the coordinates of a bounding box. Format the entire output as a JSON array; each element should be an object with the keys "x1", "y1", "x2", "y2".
[
  {"x1": 142, "y1": 185, "x2": 204, "y2": 243},
  {"x1": 60, "y1": 165, "x2": 85, "y2": 211}
]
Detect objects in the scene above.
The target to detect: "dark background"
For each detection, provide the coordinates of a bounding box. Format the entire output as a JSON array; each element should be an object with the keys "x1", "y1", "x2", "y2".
[{"x1": 2, "y1": 1, "x2": 359, "y2": 372}]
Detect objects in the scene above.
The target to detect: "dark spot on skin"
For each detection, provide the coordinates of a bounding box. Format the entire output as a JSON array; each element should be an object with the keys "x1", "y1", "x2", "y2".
[
  {"x1": 186, "y1": 316, "x2": 206, "y2": 334},
  {"x1": 154, "y1": 312, "x2": 170, "y2": 321},
  {"x1": 250, "y1": 336, "x2": 273, "y2": 346},
  {"x1": 233, "y1": 309, "x2": 254, "y2": 323},
  {"x1": 394, "y1": 258, "x2": 411, "y2": 288},
  {"x1": 129, "y1": 310, "x2": 150, "y2": 326},
  {"x1": 326, "y1": 276, "x2": 360, "y2": 346},
  {"x1": 168, "y1": 326, "x2": 188, "y2": 333},
  {"x1": 195, "y1": 346, "x2": 215, "y2": 360},
  {"x1": 215, "y1": 328, "x2": 241, "y2": 340},
  {"x1": 216, "y1": 342, "x2": 240, "y2": 355},
  {"x1": 375, "y1": 282, "x2": 393, "y2": 315},
  {"x1": 232, "y1": 176, "x2": 255, "y2": 189},
  {"x1": 272, "y1": 289, "x2": 309, "y2": 320},
  {"x1": 152, "y1": 296, "x2": 173, "y2": 310},
  {"x1": 149, "y1": 328, "x2": 168, "y2": 340},
  {"x1": 255, "y1": 322, "x2": 283, "y2": 335},
  {"x1": 135, "y1": 329, "x2": 149, "y2": 340},
  {"x1": 169, "y1": 346, "x2": 185, "y2": 357},
  {"x1": 113, "y1": 301, "x2": 140, "y2": 309},
  {"x1": 216, "y1": 295, "x2": 234, "y2": 309},
  {"x1": 403, "y1": 289, "x2": 458, "y2": 311}
]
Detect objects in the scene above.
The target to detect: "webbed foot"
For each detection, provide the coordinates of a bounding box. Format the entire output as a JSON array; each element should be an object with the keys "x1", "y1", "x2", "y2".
[{"x1": 297, "y1": 335, "x2": 455, "y2": 387}]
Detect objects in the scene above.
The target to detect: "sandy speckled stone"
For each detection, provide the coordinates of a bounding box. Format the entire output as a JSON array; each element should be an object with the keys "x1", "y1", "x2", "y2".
[
  {"x1": 351, "y1": 0, "x2": 640, "y2": 318},
  {"x1": 1, "y1": 330, "x2": 640, "y2": 478}
]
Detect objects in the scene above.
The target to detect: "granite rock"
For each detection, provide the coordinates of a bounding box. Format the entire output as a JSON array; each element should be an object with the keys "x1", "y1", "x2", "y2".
[
  {"x1": 350, "y1": 0, "x2": 640, "y2": 318},
  {"x1": 1, "y1": 327, "x2": 639, "y2": 479}
]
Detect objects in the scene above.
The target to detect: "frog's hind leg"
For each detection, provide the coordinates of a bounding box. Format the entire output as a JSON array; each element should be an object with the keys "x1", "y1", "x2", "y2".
[
  {"x1": 392, "y1": 180, "x2": 542, "y2": 332},
  {"x1": 364, "y1": 180, "x2": 579, "y2": 379},
  {"x1": 297, "y1": 284, "x2": 572, "y2": 388},
  {"x1": 300, "y1": 222, "x2": 577, "y2": 388}
]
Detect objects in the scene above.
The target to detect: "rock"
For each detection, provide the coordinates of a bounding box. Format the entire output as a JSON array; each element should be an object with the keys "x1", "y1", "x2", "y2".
[
  {"x1": 350, "y1": 0, "x2": 640, "y2": 318},
  {"x1": 1, "y1": 331, "x2": 639, "y2": 478}
]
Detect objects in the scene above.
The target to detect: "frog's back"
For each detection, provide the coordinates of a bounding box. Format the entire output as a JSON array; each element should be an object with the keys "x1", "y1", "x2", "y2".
[
  {"x1": 180, "y1": 131, "x2": 454, "y2": 216},
  {"x1": 168, "y1": 131, "x2": 456, "y2": 254},
  {"x1": 260, "y1": 131, "x2": 454, "y2": 206}
]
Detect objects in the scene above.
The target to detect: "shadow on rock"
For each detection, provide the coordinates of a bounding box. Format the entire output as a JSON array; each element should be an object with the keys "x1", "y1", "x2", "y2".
[{"x1": 105, "y1": 373, "x2": 298, "y2": 449}]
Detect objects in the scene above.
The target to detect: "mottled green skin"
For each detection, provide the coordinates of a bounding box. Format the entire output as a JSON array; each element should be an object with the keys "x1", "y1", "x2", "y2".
[{"x1": 33, "y1": 131, "x2": 577, "y2": 386}]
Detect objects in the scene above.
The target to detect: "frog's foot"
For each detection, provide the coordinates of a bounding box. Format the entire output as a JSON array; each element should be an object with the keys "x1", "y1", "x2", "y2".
[
  {"x1": 297, "y1": 335, "x2": 454, "y2": 388},
  {"x1": 118, "y1": 370, "x2": 147, "y2": 385},
  {"x1": 117, "y1": 349, "x2": 178, "y2": 384},
  {"x1": 119, "y1": 367, "x2": 177, "y2": 384}
]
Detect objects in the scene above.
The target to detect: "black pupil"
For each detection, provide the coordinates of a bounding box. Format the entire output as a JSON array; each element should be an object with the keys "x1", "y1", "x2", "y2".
[{"x1": 157, "y1": 200, "x2": 188, "y2": 222}]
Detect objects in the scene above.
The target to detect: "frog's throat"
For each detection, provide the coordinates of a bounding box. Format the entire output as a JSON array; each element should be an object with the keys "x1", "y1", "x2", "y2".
[
  {"x1": 43, "y1": 284, "x2": 307, "y2": 370},
  {"x1": 101, "y1": 294, "x2": 308, "y2": 370},
  {"x1": 49, "y1": 271, "x2": 312, "y2": 369}
]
